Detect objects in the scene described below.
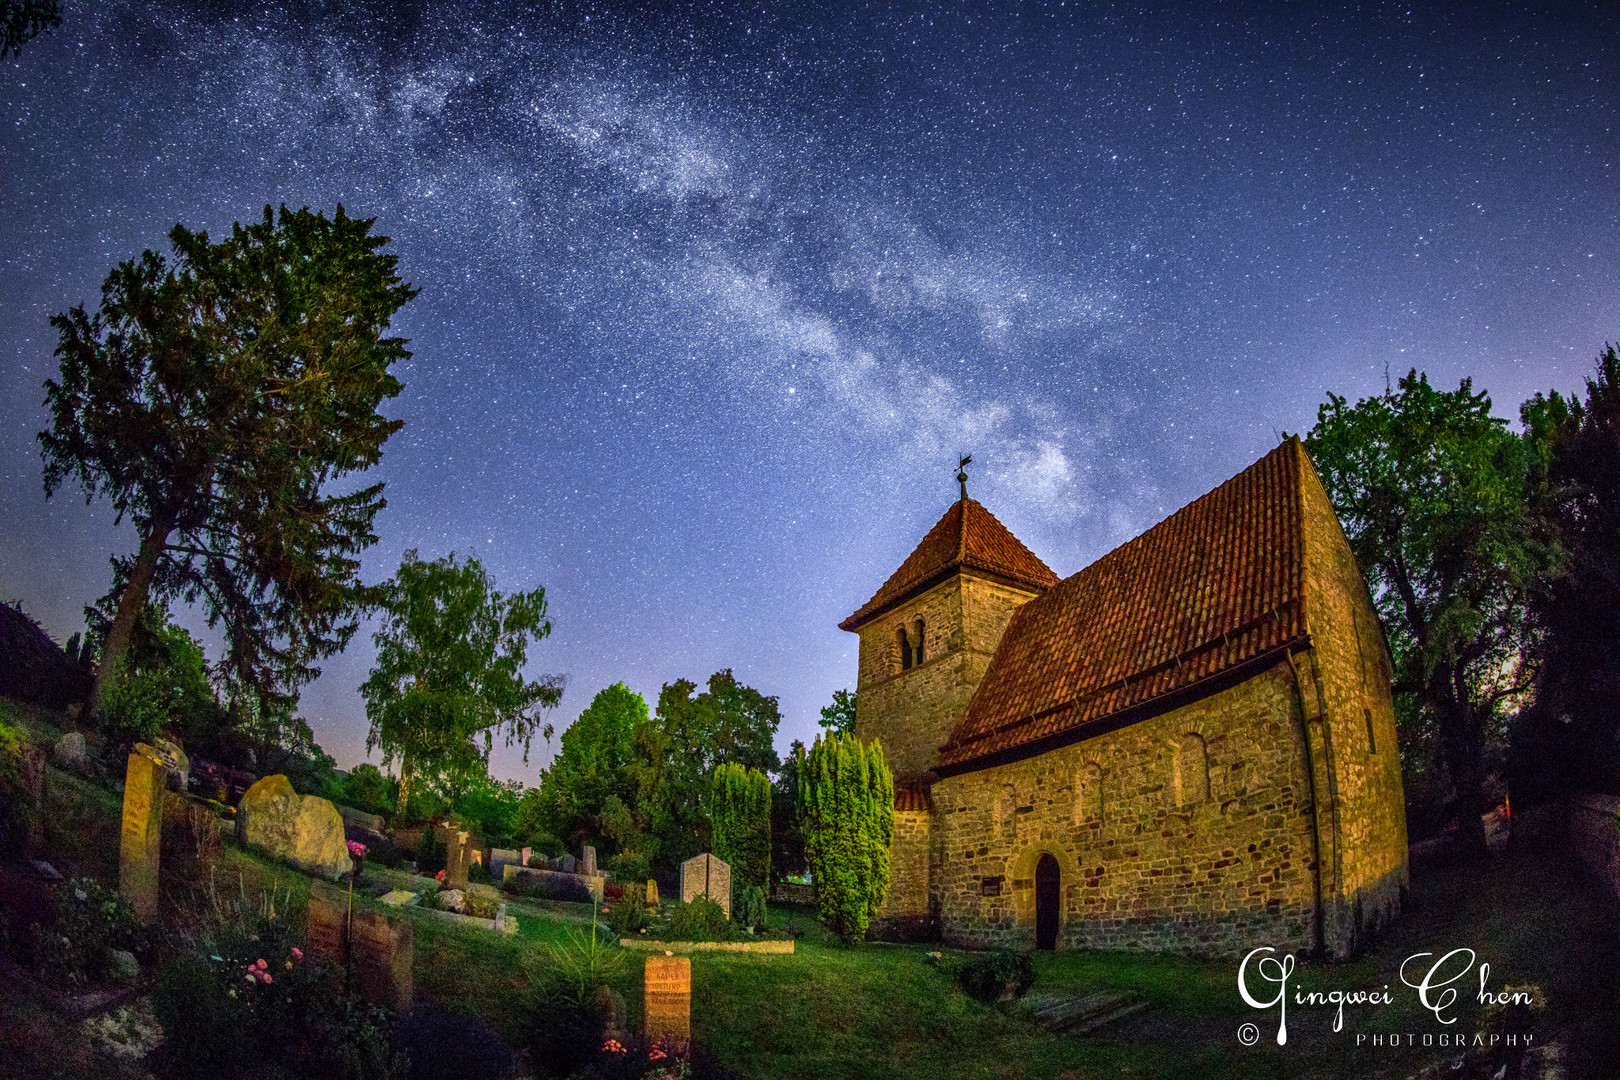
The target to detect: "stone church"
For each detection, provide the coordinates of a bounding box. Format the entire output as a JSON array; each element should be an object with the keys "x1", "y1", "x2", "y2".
[{"x1": 841, "y1": 438, "x2": 1408, "y2": 958}]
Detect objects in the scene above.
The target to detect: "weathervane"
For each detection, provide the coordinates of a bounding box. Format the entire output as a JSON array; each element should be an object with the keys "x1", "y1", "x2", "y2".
[{"x1": 957, "y1": 454, "x2": 972, "y2": 501}]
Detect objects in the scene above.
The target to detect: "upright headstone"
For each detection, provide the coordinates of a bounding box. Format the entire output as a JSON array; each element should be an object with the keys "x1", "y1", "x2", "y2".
[
  {"x1": 444, "y1": 830, "x2": 473, "y2": 890},
  {"x1": 558, "y1": 853, "x2": 577, "y2": 874},
  {"x1": 679, "y1": 853, "x2": 731, "y2": 919},
  {"x1": 646, "y1": 879, "x2": 660, "y2": 908},
  {"x1": 305, "y1": 882, "x2": 348, "y2": 966},
  {"x1": 119, "y1": 750, "x2": 165, "y2": 921},
  {"x1": 643, "y1": 954, "x2": 691, "y2": 1050},
  {"x1": 20, "y1": 746, "x2": 45, "y2": 854},
  {"x1": 351, "y1": 907, "x2": 413, "y2": 1012},
  {"x1": 581, "y1": 844, "x2": 597, "y2": 876}
]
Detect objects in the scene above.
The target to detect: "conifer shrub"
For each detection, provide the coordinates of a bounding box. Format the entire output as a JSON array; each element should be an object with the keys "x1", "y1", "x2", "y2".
[
  {"x1": 794, "y1": 732, "x2": 894, "y2": 943},
  {"x1": 954, "y1": 950, "x2": 1035, "y2": 1002},
  {"x1": 709, "y1": 762, "x2": 772, "y2": 890}
]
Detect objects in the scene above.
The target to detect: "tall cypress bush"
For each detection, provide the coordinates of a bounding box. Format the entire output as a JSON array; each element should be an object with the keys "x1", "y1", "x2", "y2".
[
  {"x1": 709, "y1": 762, "x2": 772, "y2": 890},
  {"x1": 795, "y1": 733, "x2": 894, "y2": 943}
]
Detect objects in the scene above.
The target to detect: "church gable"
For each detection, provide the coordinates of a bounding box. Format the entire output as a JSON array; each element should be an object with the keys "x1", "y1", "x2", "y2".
[{"x1": 937, "y1": 439, "x2": 1314, "y2": 774}]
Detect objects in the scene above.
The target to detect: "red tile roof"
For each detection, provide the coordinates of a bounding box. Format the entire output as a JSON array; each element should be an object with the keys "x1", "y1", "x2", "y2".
[
  {"x1": 936, "y1": 439, "x2": 1311, "y2": 773},
  {"x1": 840, "y1": 499, "x2": 1059, "y2": 631},
  {"x1": 894, "y1": 781, "x2": 932, "y2": 812}
]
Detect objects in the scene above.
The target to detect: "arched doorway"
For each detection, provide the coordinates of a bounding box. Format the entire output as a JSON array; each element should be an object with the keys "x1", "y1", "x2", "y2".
[{"x1": 1035, "y1": 853, "x2": 1060, "y2": 950}]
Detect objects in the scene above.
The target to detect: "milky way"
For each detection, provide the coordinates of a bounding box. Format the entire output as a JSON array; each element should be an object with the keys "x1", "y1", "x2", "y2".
[{"x1": 2, "y1": 2, "x2": 1615, "y2": 778}]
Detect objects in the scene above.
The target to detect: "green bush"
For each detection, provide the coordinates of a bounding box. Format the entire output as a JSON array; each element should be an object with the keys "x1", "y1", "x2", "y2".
[
  {"x1": 607, "y1": 891, "x2": 652, "y2": 936},
  {"x1": 954, "y1": 950, "x2": 1035, "y2": 1002},
  {"x1": 795, "y1": 732, "x2": 895, "y2": 943},
  {"x1": 666, "y1": 896, "x2": 730, "y2": 942},
  {"x1": 31, "y1": 876, "x2": 140, "y2": 991}
]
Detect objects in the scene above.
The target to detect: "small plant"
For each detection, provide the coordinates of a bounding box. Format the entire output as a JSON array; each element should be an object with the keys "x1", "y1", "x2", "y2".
[
  {"x1": 415, "y1": 826, "x2": 446, "y2": 874},
  {"x1": 544, "y1": 922, "x2": 627, "y2": 1009},
  {"x1": 954, "y1": 949, "x2": 1035, "y2": 1003},
  {"x1": 31, "y1": 876, "x2": 139, "y2": 990},
  {"x1": 666, "y1": 897, "x2": 730, "y2": 943},
  {"x1": 607, "y1": 890, "x2": 653, "y2": 936},
  {"x1": 732, "y1": 885, "x2": 767, "y2": 933}
]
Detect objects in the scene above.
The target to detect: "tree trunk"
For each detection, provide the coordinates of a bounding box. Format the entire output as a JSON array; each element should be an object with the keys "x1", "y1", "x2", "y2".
[
  {"x1": 90, "y1": 520, "x2": 173, "y2": 718},
  {"x1": 1438, "y1": 687, "x2": 1491, "y2": 857},
  {"x1": 395, "y1": 756, "x2": 413, "y2": 819}
]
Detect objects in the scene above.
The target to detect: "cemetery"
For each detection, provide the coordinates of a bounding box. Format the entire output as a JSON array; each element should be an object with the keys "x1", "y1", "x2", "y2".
[{"x1": 0, "y1": 693, "x2": 1614, "y2": 1079}]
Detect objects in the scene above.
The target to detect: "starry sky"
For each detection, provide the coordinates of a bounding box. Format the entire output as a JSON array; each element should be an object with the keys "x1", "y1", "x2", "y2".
[{"x1": 2, "y1": 2, "x2": 1615, "y2": 783}]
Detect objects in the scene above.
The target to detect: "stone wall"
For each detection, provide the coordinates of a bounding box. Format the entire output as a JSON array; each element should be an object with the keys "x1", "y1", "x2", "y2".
[
  {"x1": 1295, "y1": 450, "x2": 1410, "y2": 956},
  {"x1": 873, "y1": 807, "x2": 935, "y2": 939},
  {"x1": 855, "y1": 574, "x2": 1040, "y2": 782},
  {"x1": 1569, "y1": 792, "x2": 1620, "y2": 900},
  {"x1": 930, "y1": 660, "x2": 1322, "y2": 956}
]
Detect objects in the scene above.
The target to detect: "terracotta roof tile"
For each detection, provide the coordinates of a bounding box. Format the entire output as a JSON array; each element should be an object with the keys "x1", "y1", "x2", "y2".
[
  {"x1": 937, "y1": 439, "x2": 1311, "y2": 772},
  {"x1": 840, "y1": 499, "x2": 1059, "y2": 630},
  {"x1": 894, "y1": 781, "x2": 932, "y2": 812}
]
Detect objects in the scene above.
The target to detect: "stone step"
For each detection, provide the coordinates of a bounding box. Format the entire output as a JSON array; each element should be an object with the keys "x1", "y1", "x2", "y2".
[{"x1": 1027, "y1": 991, "x2": 1148, "y2": 1035}]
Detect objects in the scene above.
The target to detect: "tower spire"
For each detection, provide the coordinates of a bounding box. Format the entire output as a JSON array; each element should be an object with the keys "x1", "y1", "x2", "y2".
[{"x1": 956, "y1": 454, "x2": 972, "y2": 501}]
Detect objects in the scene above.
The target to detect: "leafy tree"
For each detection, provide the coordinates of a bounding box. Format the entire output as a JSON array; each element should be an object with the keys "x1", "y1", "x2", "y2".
[
  {"x1": 709, "y1": 762, "x2": 771, "y2": 891},
  {"x1": 819, "y1": 688, "x2": 856, "y2": 734},
  {"x1": 535, "y1": 682, "x2": 646, "y2": 850},
  {"x1": 653, "y1": 670, "x2": 782, "y2": 870},
  {"x1": 40, "y1": 205, "x2": 415, "y2": 717},
  {"x1": 329, "y1": 763, "x2": 398, "y2": 817},
  {"x1": 99, "y1": 612, "x2": 216, "y2": 745},
  {"x1": 360, "y1": 550, "x2": 563, "y2": 816},
  {"x1": 1303, "y1": 371, "x2": 1554, "y2": 853},
  {"x1": 770, "y1": 738, "x2": 808, "y2": 882},
  {"x1": 1519, "y1": 345, "x2": 1620, "y2": 796},
  {"x1": 0, "y1": 0, "x2": 59, "y2": 59},
  {"x1": 795, "y1": 732, "x2": 894, "y2": 943},
  {"x1": 452, "y1": 776, "x2": 529, "y2": 849}
]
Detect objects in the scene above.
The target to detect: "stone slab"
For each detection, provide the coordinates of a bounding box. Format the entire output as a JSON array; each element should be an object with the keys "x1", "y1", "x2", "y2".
[
  {"x1": 119, "y1": 751, "x2": 165, "y2": 921},
  {"x1": 620, "y1": 938, "x2": 792, "y2": 954},
  {"x1": 679, "y1": 853, "x2": 731, "y2": 918},
  {"x1": 378, "y1": 889, "x2": 420, "y2": 907},
  {"x1": 350, "y1": 907, "x2": 413, "y2": 1012},
  {"x1": 643, "y1": 954, "x2": 691, "y2": 1050}
]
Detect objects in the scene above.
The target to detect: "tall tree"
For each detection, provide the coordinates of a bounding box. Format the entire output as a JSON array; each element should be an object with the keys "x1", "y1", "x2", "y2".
[
  {"x1": 0, "y1": 0, "x2": 59, "y2": 59},
  {"x1": 361, "y1": 551, "x2": 563, "y2": 816},
  {"x1": 1520, "y1": 345, "x2": 1620, "y2": 796},
  {"x1": 535, "y1": 682, "x2": 647, "y2": 850},
  {"x1": 818, "y1": 688, "x2": 856, "y2": 734},
  {"x1": 41, "y1": 205, "x2": 415, "y2": 715},
  {"x1": 653, "y1": 670, "x2": 781, "y2": 869},
  {"x1": 795, "y1": 732, "x2": 893, "y2": 943},
  {"x1": 1304, "y1": 371, "x2": 1554, "y2": 854},
  {"x1": 709, "y1": 762, "x2": 771, "y2": 891}
]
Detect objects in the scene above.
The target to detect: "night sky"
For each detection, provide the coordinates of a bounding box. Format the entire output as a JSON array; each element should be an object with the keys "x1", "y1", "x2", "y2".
[{"x1": 2, "y1": 2, "x2": 1615, "y2": 782}]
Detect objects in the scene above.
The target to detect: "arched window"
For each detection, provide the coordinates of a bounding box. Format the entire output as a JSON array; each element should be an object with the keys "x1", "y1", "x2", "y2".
[
  {"x1": 897, "y1": 626, "x2": 913, "y2": 671},
  {"x1": 912, "y1": 618, "x2": 926, "y2": 664},
  {"x1": 1174, "y1": 734, "x2": 1209, "y2": 807},
  {"x1": 1076, "y1": 762, "x2": 1103, "y2": 824}
]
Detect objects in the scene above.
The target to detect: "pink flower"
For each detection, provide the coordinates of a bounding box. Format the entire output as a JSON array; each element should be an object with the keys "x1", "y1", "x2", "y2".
[
  {"x1": 649, "y1": 1047, "x2": 668, "y2": 1061},
  {"x1": 601, "y1": 1038, "x2": 626, "y2": 1055},
  {"x1": 435, "y1": 869, "x2": 446, "y2": 883},
  {"x1": 347, "y1": 840, "x2": 368, "y2": 858},
  {"x1": 290, "y1": 947, "x2": 303, "y2": 960},
  {"x1": 255, "y1": 959, "x2": 267, "y2": 970},
  {"x1": 261, "y1": 973, "x2": 272, "y2": 984}
]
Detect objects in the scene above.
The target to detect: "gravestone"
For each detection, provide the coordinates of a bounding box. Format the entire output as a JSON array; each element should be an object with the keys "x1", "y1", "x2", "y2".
[
  {"x1": 305, "y1": 883, "x2": 348, "y2": 966},
  {"x1": 238, "y1": 775, "x2": 351, "y2": 880},
  {"x1": 680, "y1": 853, "x2": 731, "y2": 919},
  {"x1": 20, "y1": 746, "x2": 45, "y2": 854},
  {"x1": 643, "y1": 954, "x2": 691, "y2": 1050},
  {"x1": 444, "y1": 830, "x2": 474, "y2": 890},
  {"x1": 351, "y1": 907, "x2": 413, "y2": 1012},
  {"x1": 558, "y1": 853, "x2": 577, "y2": 874},
  {"x1": 119, "y1": 750, "x2": 166, "y2": 921},
  {"x1": 581, "y1": 844, "x2": 597, "y2": 876},
  {"x1": 337, "y1": 805, "x2": 385, "y2": 833},
  {"x1": 52, "y1": 731, "x2": 87, "y2": 772},
  {"x1": 646, "y1": 879, "x2": 660, "y2": 907}
]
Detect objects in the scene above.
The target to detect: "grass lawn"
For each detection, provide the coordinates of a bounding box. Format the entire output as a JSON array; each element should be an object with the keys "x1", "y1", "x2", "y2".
[{"x1": 10, "y1": 722, "x2": 1615, "y2": 1080}]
